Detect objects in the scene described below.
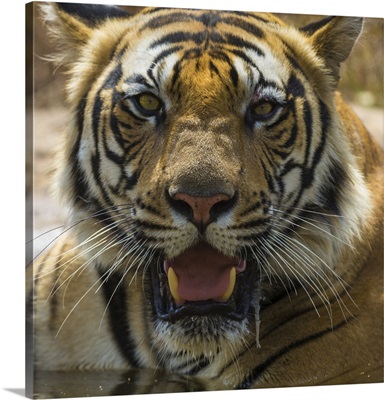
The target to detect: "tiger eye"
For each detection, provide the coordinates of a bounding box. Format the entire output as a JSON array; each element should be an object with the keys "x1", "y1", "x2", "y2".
[
  {"x1": 137, "y1": 93, "x2": 162, "y2": 112},
  {"x1": 253, "y1": 101, "x2": 274, "y2": 116}
]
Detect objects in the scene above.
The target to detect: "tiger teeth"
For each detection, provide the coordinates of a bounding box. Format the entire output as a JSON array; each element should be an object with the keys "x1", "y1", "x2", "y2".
[
  {"x1": 218, "y1": 267, "x2": 236, "y2": 302},
  {"x1": 167, "y1": 267, "x2": 184, "y2": 305},
  {"x1": 167, "y1": 266, "x2": 237, "y2": 305}
]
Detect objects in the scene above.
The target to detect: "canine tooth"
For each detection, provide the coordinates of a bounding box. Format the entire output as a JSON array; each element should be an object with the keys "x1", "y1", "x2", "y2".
[
  {"x1": 167, "y1": 267, "x2": 184, "y2": 305},
  {"x1": 219, "y1": 267, "x2": 236, "y2": 302}
]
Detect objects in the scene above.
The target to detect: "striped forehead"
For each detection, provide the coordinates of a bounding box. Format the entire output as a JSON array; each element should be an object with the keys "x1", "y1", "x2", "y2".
[{"x1": 119, "y1": 9, "x2": 289, "y2": 90}]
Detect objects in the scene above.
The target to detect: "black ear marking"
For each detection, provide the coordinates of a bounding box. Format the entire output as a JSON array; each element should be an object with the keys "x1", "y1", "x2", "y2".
[
  {"x1": 300, "y1": 16, "x2": 363, "y2": 85},
  {"x1": 299, "y1": 15, "x2": 335, "y2": 36},
  {"x1": 56, "y1": 2, "x2": 131, "y2": 27}
]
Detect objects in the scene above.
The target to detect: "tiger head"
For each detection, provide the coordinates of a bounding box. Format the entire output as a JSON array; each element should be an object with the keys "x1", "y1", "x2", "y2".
[{"x1": 43, "y1": 4, "x2": 370, "y2": 359}]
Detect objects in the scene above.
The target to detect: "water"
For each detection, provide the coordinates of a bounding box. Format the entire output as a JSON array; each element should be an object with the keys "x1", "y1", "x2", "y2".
[
  {"x1": 33, "y1": 369, "x2": 209, "y2": 398},
  {"x1": 32, "y1": 363, "x2": 383, "y2": 399}
]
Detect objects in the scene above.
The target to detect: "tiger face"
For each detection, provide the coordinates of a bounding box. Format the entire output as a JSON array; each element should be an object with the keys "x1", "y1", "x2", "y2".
[{"x1": 43, "y1": 4, "x2": 370, "y2": 361}]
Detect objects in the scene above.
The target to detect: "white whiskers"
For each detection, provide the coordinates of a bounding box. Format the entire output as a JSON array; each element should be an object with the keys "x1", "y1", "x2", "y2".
[{"x1": 246, "y1": 204, "x2": 358, "y2": 324}]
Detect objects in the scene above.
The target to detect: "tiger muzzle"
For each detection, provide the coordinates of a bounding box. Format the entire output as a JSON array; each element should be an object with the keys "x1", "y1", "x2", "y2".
[{"x1": 166, "y1": 190, "x2": 238, "y2": 231}]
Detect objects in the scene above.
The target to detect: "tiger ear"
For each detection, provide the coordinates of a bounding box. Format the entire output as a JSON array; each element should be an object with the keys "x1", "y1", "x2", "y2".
[
  {"x1": 301, "y1": 16, "x2": 363, "y2": 83},
  {"x1": 40, "y1": 2, "x2": 130, "y2": 64}
]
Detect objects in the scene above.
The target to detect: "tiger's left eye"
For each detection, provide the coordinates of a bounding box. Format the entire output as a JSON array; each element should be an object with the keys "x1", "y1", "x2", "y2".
[
  {"x1": 252, "y1": 100, "x2": 276, "y2": 118},
  {"x1": 135, "y1": 93, "x2": 162, "y2": 114}
]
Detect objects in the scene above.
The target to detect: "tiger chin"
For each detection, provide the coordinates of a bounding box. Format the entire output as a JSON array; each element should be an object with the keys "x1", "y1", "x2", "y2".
[{"x1": 30, "y1": 2, "x2": 383, "y2": 391}]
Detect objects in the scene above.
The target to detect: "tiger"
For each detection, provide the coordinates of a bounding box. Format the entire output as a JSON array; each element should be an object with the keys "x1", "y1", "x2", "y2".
[{"x1": 28, "y1": 1, "x2": 383, "y2": 394}]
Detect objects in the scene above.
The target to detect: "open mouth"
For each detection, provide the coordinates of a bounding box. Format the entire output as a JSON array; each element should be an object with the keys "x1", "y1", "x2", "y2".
[{"x1": 151, "y1": 241, "x2": 257, "y2": 322}]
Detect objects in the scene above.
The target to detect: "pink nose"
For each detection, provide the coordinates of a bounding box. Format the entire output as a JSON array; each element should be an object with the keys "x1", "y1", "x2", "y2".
[{"x1": 173, "y1": 193, "x2": 231, "y2": 226}]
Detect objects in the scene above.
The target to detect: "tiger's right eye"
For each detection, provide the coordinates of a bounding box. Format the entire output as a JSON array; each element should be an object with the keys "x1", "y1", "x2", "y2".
[{"x1": 134, "y1": 93, "x2": 162, "y2": 115}]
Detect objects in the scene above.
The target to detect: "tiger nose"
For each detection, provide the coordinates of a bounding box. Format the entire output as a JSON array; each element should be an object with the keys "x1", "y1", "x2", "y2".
[{"x1": 171, "y1": 192, "x2": 233, "y2": 229}]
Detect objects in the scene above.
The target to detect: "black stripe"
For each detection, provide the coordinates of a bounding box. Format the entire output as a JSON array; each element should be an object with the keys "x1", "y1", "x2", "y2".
[
  {"x1": 92, "y1": 91, "x2": 103, "y2": 139},
  {"x1": 231, "y1": 11, "x2": 272, "y2": 25},
  {"x1": 103, "y1": 75, "x2": 127, "y2": 155},
  {"x1": 110, "y1": 112, "x2": 126, "y2": 147},
  {"x1": 260, "y1": 146, "x2": 277, "y2": 177},
  {"x1": 321, "y1": 159, "x2": 346, "y2": 216},
  {"x1": 150, "y1": 31, "x2": 208, "y2": 49},
  {"x1": 278, "y1": 157, "x2": 301, "y2": 180},
  {"x1": 119, "y1": 99, "x2": 147, "y2": 123},
  {"x1": 209, "y1": 60, "x2": 220, "y2": 76},
  {"x1": 151, "y1": 45, "x2": 184, "y2": 65},
  {"x1": 261, "y1": 158, "x2": 277, "y2": 195},
  {"x1": 205, "y1": 55, "x2": 238, "y2": 91},
  {"x1": 99, "y1": 270, "x2": 141, "y2": 368},
  {"x1": 117, "y1": 120, "x2": 133, "y2": 130},
  {"x1": 233, "y1": 218, "x2": 270, "y2": 229},
  {"x1": 285, "y1": 71, "x2": 317, "y2": 200},
  {"x1": 301, "y1": 168, "x2": 314, "y2": 191},
  {"x1": 209, "y1": 48, "x2": 231, "y2": 62},
  {"x1": 239, "y1": 201, "x2": 262, "y2": 217},
  {"x1": 149, "y1": 29, "x2": 264, "y2": 59},
  {"x1": 91, "y1": 86, "x2": 116, "y2": 207},
  {"x1": 102, "y1": 113, "x2": 125, "y2": 165},
  {"x1": 135, "y1": 219, "x2": 176, "y2": 231},
  {"x1": 104, "y1": 61, "x2": 123, "y2": 89},
  {"x1": 140, "y1": 11, "x2": 198, "y2": 31},
  {"x1": 141, "y1": 10, "x2": 266, "y2": 33},
  {"x1": 282, "y1": 117, "x2": 298, "y2": 148},
  {"x1": 237, "y1": 319, "x2": 349, "y2": 389},
  {"x1": 148, "y1": 45, "x2": 184, "y2": 86},
  {"x1": 126, "y1": 140, "x2": 147, "y2": 163},
  {"x1": 302, "y1": 99, "x2": 313, "y2": 165},
  {"x1": 230, "y1": 66, "x2": 239, "y2": 87},
  {"x1": 257, "y1": 75, "x2": 282, "y2": 91},
  {"x1": 264, "y1": 108, "x2": 291, "y2": 133},
  {"x1": 270, "y1": 147, "x2": 290, "y2": 159},
  {"x1": 310, "y1": 100, "x2": 330, "y2": 170},
  {"x1": 221, "y1": 16, "x2": 264, "y2": 38},
  {"x1": 269, "y1": 127, "x2": 288, "y2": 142},
  {"x1": 238, "y1": 227, "x2": 271, "y2": 242},
  {"x1": 181, "y1": 47, "x2": 202, "y2": 61},
  {"x1": 69, "y1": 55, "x2": 124, "y2": 207},
  {"x1": 286, "y1": 72, "x2": 305, "y2": 98},
  {"x1": 185, "y1": 356, "x2": 211, "y2": 375},
  {"x1": 301, "y1": 101, "x2": 329, "y2": 191},
  {"x1": 135, "y1": 197, "x2": 164, "y2": 217},
  {"x1": 70, "y1": 96, "x2": 89, "y2": 205},
  {"x1": 123, "y1": 137, "x2": 145, "y2": 154},
  {"x1": 124, "y1": 74, "x2": 154, "y2": 88},
  {"x1": 197, "y1": 12, "x2": 221, "y2": 27},
  {"x1": 125, "y1": 170, "x2": 140, "y2": 191},
  {"x1": 227, "y1": 48, "x2": 258, "y2": 68},
  {"x1": 89, "y1": 198, "x2": 130, "y2": 240},
  {"x1": 141, "y1": 7, "x2": 170, "y2": 15},
  {"x1": 169, "y1": 60, "x2": 181, "y2": 91},
  {"x1": 214, "y1": 33, "x2": 265, "y2": 57}
]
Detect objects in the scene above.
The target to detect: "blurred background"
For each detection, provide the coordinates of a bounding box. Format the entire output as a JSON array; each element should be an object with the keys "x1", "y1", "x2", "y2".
[{"x1": 26, "y1": 4, "x2": 383, "y2": 255}]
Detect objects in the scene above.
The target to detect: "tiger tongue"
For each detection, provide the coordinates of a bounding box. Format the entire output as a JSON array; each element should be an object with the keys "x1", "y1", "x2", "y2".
[{"x1": 164, "y1": 242, "x2": 240, "y2": 303}]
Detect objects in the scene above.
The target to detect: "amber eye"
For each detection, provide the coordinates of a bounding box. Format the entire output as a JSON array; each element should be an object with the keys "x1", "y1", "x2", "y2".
[
  {"x1": 252, "y1": 100, "x2": 276, "y2": 118},
  {"x1": 134, "y1": 93, "x2": 162, "y2": 115}
]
